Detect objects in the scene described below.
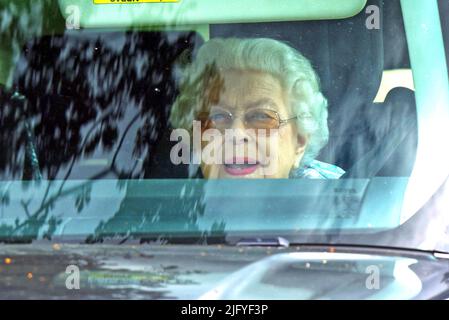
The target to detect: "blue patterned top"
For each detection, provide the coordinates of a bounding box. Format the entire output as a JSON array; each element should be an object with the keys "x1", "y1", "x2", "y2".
[{"x1": 290, "y1": 160, "x2": 345, "y2": 179}]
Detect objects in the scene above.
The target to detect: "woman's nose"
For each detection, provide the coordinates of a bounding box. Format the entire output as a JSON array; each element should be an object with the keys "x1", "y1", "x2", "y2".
[
  {"x1": 227, "y1": 117, "x2": 250, "y2": 144},
  {"x1": 231, "y1": 116, "x2": 246, "y2": 130}
]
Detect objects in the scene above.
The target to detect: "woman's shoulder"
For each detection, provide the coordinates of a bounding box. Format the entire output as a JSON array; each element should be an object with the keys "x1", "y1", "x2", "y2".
[{"x1": 290, "y1": 160, "x2": 345, "y2": 179}]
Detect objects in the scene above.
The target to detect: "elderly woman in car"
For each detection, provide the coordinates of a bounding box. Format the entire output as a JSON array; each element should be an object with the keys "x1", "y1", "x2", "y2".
[{"x1": 170, "y1": 37, "x2": 344, "y2": 179}]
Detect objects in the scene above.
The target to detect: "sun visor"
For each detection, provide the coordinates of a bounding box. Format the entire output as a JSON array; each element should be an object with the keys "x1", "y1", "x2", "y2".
[{"x1": 58, "y1": 0, "x2": 367, "y2": 27}]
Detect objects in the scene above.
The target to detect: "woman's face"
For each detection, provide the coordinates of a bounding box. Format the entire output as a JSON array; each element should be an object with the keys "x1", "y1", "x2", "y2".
[{"x1": 200, "y1": 69, "x2": 308, "y2": 179}]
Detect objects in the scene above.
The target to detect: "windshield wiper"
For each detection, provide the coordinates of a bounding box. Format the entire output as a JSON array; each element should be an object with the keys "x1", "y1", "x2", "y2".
[{"x1": 236, "y1": 237, "x2": 290, "y2": 248}]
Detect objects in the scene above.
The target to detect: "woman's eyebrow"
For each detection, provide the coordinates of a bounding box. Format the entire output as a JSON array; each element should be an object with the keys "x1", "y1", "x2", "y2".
[
  {"x1": 210, "y1": 99, "x2": 278, "y2": 111},
  {"x1": 210, "y1": 103, "x2": 234, "y2": 111},
  {"x1": 245, "y1": 98, "x2": 278, "y2": 110}
]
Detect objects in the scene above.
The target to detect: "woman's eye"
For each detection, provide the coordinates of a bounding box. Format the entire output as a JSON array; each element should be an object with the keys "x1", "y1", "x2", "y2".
[
  {"x1": 248, "y1": 112, "x2": 272, "y2": 121},
  {"x1": 209, "y1": 113, "x2": 230, "y2": 123}
]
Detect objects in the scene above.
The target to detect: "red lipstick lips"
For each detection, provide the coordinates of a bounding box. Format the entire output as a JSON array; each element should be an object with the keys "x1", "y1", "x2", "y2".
[{"x1": 223, "y1": 157, "x2": 259, "y2": 176}]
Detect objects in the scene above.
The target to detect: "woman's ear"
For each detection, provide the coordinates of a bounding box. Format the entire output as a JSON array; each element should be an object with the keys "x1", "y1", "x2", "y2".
[
  {"x1": 296, "y1": 133, "x2": 308, "y2": 154},
  {"x1": 293, "y1": 134, "x2": 308, "y2": 168}
]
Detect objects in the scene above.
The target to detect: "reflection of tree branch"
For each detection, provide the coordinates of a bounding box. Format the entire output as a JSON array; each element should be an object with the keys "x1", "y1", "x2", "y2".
[
  {"x1": 20, "y1": 199, "x2": 31, "y2": 218},
  {"x1": 128, "y1": 159, "x2": 140, "y2": 178},
  {"x1": 11, "y1": 168, "x2": 112, "y2": 236},
  {"x1": 39, "y1": 179, "x2": 52, "y2": 209},
  {"x1": 64, "y1": 110, "x2": 113, "y2": 177},
  {"x1": 17, "y1": 111, "x2": 137, "y2": 237},
  {"x1": 40, "y1": 110, "x2": 116, "y2": 207},
  {"x1": 61, "y1": 110, "x2": 114, "y2": 179},
  {"x1": 23, "y1": 120, "x2": 42, "y2": 180},
  {"x1": 111, "y1": 113, "x2": 140, "y2": 167}
]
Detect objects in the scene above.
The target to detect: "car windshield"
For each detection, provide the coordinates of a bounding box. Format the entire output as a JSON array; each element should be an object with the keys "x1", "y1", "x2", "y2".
[{"x1": 0, "y1": 0, "x2": 449, "y2": 252}]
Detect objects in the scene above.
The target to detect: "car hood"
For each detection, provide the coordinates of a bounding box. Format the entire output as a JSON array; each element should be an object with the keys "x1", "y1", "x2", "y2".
[{"x1": 0, "y1": 244, "x2": 448, "y2": 299}]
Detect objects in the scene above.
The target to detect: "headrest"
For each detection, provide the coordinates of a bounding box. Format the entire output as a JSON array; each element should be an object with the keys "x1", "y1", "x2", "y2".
[{"x1": 382, "y1": 0, "x2": 410, "y2": 69}]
